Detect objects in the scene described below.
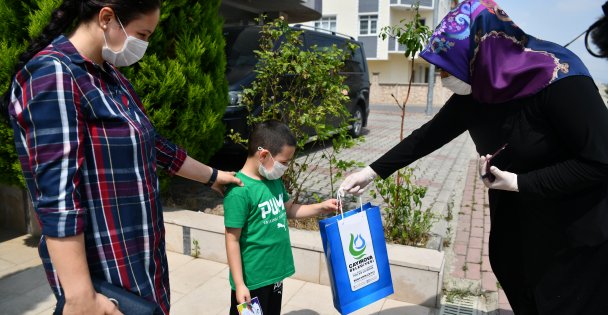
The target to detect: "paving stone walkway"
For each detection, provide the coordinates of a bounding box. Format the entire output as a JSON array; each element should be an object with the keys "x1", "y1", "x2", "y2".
[
  {"x1": 167, "y1": 104, "x2": 517, "y2": 313},
  {"x1": 0, "y1": 104, "x2": 521, "y2": 314},
  {"x1": 448, "y1": 160, "x2": 514, "y2": 314},
  {"x1": 0, "y1": 232, "x2": 433, "y2": 315}
]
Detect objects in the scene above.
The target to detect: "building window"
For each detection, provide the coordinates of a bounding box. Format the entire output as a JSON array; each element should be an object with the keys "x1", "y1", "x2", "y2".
[
  {"x1": 314, "y1": 16, "x2": 337, "y2": 32},
  {"x1": 413, "y1": 65, "x2": 430, "y2": 83},
  {"x1": 359, "y1": 15, "x2": 378, "y2": 35}
]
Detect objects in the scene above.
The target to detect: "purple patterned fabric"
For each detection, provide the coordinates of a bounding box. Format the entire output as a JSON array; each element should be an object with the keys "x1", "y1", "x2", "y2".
[{"x1": 420, "y1": 0, "x2": 591, "y2": 104}]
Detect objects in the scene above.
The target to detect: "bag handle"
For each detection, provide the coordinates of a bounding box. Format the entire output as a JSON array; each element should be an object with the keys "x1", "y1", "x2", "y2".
[
  {"x1": 336, "y1": 190, "x2": 345, "y2": 221},
  {"x1": 336, "y1": 189, "x2": 364, "y2": 225}
]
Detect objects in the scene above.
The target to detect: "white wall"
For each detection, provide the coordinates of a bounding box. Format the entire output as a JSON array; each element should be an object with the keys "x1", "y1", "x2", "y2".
[
  {"x1": 369, "y1": 55, "x2": 432, "y2": 85},
  {"x1": 297, "y1": 0, "x2": 360, "y2": 38},
  {"x1": 375, "y1": 0, "x2": 389, "y2": 60},
  {"x1": 369, "y1": 55, "x2": 409, "y2": 84}
]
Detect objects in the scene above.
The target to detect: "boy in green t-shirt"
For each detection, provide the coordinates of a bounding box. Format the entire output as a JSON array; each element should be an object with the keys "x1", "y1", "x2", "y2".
[{"x1": 224, "y1": 120, "x2": 338, "y2": 315}]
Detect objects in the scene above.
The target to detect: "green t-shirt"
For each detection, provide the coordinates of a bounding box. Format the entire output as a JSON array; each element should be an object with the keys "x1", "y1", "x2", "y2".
[{"x1": 224, "y1": 171, "x2": 295, "y2": 290}]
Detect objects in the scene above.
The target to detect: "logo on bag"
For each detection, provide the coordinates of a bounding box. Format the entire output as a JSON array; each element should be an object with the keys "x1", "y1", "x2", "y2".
[
  {"x1": 338, "y1": 211, "x2": 382, "y2": 291},
  {"x1": 349, "y1": 233, "x2": 366, "y2": 260},
  {"x1": 346, "y1": 231, "x2": 377, "y2": 277}
]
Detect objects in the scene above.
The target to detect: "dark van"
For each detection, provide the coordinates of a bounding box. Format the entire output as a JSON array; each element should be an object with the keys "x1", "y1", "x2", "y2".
[{"x1": 221, "y1": 24, "x2": 370, "y2": 152}]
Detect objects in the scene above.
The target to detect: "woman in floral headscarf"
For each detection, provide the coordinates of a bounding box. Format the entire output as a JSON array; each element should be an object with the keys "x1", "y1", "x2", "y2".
[{"x1": 340, "y1": 0, "x2": 608, "y2": 313}]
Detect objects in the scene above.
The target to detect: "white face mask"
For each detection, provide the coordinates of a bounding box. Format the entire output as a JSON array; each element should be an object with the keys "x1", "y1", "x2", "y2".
[
  {"x1": 258, "y1": 147, "x2": 288, "y2": 180},
  {"x1": 102, "y1": 17, "x2": 149, "y2": 67},
  {"x1": 441, "y1": 75, "x2": 472, "y2": 95}
]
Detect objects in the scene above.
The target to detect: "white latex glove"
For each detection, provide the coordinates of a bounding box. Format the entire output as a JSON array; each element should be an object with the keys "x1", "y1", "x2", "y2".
[
  {"x1": 339, "y1": 166, "x2": 378, "y2": 195},
  {"x1": 479, "y1": 155, "x2": 518, "y2": 191}
]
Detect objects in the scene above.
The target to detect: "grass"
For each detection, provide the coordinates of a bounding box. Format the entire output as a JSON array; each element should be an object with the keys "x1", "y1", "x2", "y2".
[
  {"x1": 192, "y1": 239, "x2": 200, "y2": 258},
  {"x1": 444, "y1": 287, "x2": 474, "y2": 303},
  {"x1": 445, "y1": 200, "x2": 454, "y2": 222},
  {"x1": 443, "y1": 226, "x2": 453, "y2": 248},
  {"x1": 288, "y1": 217, "x2": 321, "y2": 231}
]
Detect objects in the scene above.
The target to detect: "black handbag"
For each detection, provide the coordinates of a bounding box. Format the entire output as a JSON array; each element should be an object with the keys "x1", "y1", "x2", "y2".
[{"x1": 53, "y1": 278, "x2": 163, "y2": 315}]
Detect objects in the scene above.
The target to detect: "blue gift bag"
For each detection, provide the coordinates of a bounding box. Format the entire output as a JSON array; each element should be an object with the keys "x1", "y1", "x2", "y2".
[{"x1": 319, "y1": 201, "x2": 394, "y2": 314}]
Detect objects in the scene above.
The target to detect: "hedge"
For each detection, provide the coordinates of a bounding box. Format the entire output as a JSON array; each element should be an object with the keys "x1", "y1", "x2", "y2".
[{"x1": 0, "y1": 0, "x2": 228, "y2": 187}]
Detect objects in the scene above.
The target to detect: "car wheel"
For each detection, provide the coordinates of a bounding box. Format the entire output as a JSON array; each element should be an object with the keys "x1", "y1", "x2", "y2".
[{"x1": 349, "y1": 107, "x2": 363, "y2": 137}]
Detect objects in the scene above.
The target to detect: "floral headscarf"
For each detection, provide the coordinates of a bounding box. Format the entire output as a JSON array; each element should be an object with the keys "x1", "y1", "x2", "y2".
[{"x1": 420, "y1": 0, "x2": 591, "y2": 104}]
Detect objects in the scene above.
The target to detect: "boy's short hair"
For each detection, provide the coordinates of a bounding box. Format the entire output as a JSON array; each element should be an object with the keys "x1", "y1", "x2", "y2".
[{"x1": 247, "y1": 120, "x2": 296, "y2": 156}]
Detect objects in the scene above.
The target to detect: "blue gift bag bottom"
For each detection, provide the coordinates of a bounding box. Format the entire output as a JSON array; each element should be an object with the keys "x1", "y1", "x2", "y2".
[
  {"x1": 339, "y1": 285, "x2": 395, "y2": 314},
  {"x1": 320, "y1": 203, "x2": 394, "y2": 315}
]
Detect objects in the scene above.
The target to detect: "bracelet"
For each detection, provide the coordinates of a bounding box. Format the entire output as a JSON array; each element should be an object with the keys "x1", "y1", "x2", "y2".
[{"x1": 206, "y1": 168, "x2": 218, "y2": 186}]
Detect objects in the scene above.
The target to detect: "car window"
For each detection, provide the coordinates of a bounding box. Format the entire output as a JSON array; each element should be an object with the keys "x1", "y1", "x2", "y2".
[
  {"x1": 224, "y1": 27, "x2": 262, "y2": 85},
  {"x1": 345, "y1": 43, "x2": 365, "y2": 73},
  {"x1": 305, "y1": 32, "x2": 341, "y2": 50},
  {"x1": 305, "y1": 33, "x2": 365, "y2": 73}
]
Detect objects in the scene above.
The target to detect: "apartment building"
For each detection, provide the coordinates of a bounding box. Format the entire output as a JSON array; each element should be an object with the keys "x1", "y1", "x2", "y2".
[{"x1": 299, "y1": 0, "x2": 457, "y2": 106}]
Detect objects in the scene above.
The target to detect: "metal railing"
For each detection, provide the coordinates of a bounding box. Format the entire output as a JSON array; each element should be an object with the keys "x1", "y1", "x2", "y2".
[{"x1": 390, "y1": 0, "x2": 433, "y2": 8}]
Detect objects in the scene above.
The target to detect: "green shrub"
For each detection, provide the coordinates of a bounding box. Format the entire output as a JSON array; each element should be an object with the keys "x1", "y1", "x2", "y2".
[
  {"x1": 371, "y1": 168, "x2": 435, "y2": 246},
  {"x1": 0, "y1": 0, "x2": 227, "y2": 187},
  {"x1": 230, "y1": 17, "x2": 362, "y2": 202},
  {"x1": 121, "y1": 0, "x2": 227, "y2": 163},
  {"x1": 371, "y1": 3, "x2": 435, "y2": 247},
  {"x1": 0, "y1": 1, "x2": 61, "y2": 186}
]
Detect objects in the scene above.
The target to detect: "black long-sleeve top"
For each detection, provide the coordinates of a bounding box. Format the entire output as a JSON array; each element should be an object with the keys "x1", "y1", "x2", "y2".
[
  {"x1": 370, "y1": 76, "x2": 608, "y2": 312},
  {"x1": 371, "y1": 76, "x2": 608, "y2": 200},
  {"x1": 372, "y1": 75, "x2": 608, "y2": 245}
]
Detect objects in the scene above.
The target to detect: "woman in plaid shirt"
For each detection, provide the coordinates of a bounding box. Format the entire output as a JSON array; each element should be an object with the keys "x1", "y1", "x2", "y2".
[{"x1": 2, "y1": 1, "x2": 241, "y2": 314}]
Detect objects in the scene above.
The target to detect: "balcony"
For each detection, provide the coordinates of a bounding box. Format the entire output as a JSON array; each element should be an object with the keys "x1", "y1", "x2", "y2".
[
  {"x1": 390, "y1": 0, "x2": 433, "y2": 10},
  {"x1": 388, "y1": 37, "x2": 407, "y2": 53},
  {"x1": 387, "y1": 37, "x2": 424, "y2": 59},
  {"x1": 221, "y1": 0, "x2": 322, "y2": 25}
]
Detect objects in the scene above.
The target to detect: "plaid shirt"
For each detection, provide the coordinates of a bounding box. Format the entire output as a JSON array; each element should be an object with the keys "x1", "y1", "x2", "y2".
[{"x1": 8, "y1": 35, "x2": 186, "y2": 314}]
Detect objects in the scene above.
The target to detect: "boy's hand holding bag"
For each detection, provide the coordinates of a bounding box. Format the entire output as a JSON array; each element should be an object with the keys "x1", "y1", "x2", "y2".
[{"x1": 318, "y1": 191, "x2": 394, "y2": 314}]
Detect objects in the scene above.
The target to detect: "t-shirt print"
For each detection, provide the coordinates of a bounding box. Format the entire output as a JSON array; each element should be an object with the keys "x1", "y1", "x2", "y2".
[{"x1": 258, "y1": 193, "x2": 287, "y2": 230}]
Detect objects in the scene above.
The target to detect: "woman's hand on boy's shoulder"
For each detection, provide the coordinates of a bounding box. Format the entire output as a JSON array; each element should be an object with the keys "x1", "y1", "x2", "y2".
[
  {"x1": 212, "y1": 170, "x2": 243, "y2": 196},
  {"x1": 320, "y1": 198, "x2": 339, "y2": 214}
]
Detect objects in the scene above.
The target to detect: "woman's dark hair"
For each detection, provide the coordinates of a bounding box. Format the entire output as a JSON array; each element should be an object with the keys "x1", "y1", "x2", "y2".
[
  {"x1": 587, "y1": 1, "x2": 608, "y2": 58},
  {"x1": 591, "y1": 16, "x2": 608, "y2": 58},
  {"x1": 1, "y1": 0, "x2": 161, "y2": 120}
]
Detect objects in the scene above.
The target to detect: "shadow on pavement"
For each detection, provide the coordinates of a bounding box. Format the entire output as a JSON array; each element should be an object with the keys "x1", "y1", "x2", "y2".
[
  {"x1": 378, "y1": 305, "x2": 437, "y2": 314},
  {"x1": 209, "y1": 149, "x2": 247, "y2": 172},
  {"x1": 284, "y1": 305, "x2": 437, "y2": 315},
  {"x1": 23, "y1": 233, "x2": 39, "y2": 248},
  {"x1": 163, "y1": 176, "x2": 224, "y2": 214},
  {"x1": 0, "y1": 265, "x2": 55, "y2": 314},
  {"x1": 0, "y1": 229, "x2": 22, "y2": 243}
]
